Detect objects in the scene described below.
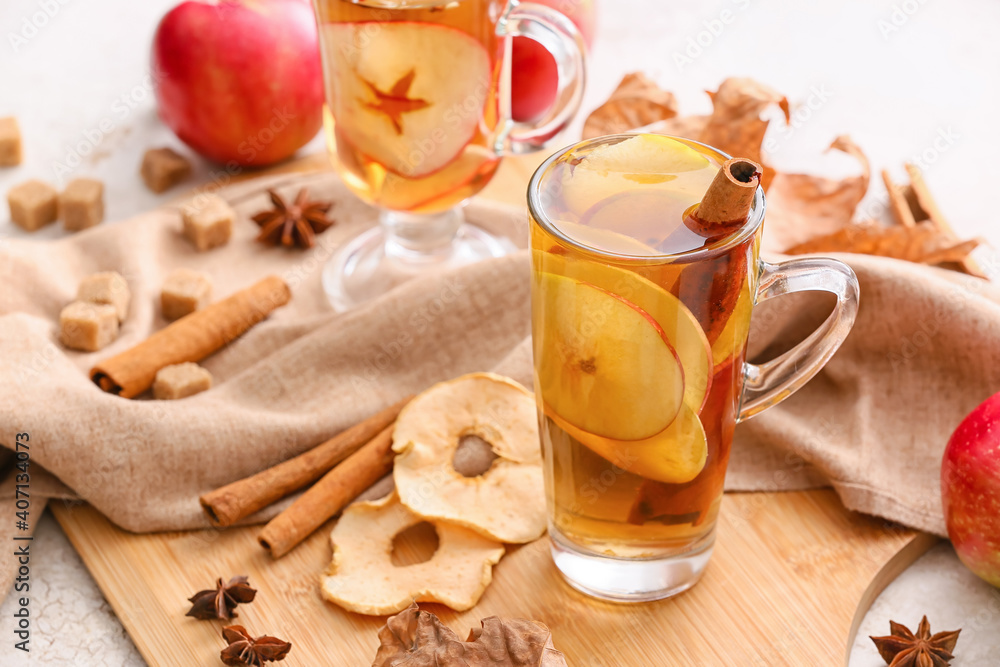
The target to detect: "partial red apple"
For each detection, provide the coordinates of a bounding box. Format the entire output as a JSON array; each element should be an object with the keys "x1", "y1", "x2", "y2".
[
  {"x1": 942, "y1": 391, "x2": 1000, "y2": 587},
  {"x1": 152, "y1": 0, "x2": 323, "y2": 167},
  {"x1": 511, "y1": 0, "x2": 596, "y2": 122}
]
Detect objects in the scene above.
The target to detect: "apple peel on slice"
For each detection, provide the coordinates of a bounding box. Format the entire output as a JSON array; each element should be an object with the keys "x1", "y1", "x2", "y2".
[
  {"x1": 533, "y1": 251, "x2": 712, "y2": 414},
  {"x1": 321, "y1": 21, "x2": 491, "y2": 178},
  {"x1": 547, "y1": 403, "x2": 708, "y2": 485},
  {"x1": 535, "y1": 272, "x2": 685, "y2": 441}
]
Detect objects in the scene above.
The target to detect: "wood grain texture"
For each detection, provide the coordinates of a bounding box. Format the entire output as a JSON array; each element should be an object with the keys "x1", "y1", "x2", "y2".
[{"x1": 52, "y1": 491, "x2": 914, "y2": 667}]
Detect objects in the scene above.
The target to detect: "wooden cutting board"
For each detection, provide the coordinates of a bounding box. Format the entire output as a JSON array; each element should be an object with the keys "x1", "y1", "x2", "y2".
[
  {"x1": 50, "y1": 155, "x2": 918, "y2": 665},
  {"x1": 52, "y1": 491, "x2": 916, "y2": 666}
]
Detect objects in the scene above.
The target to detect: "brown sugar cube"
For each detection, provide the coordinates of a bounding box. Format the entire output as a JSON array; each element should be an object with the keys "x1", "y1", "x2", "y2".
[
  {"x1": 77, "y1": 271, "x2": 130, "y2": 322},
  {"x1": 181, "y1": 194, "x2": 233, "y2": 251},
  {"x1": 59, "y1": 301, "x2": 119, "y2": 352},
  {"x1": 60, "y1": 178, "x2": 105, "y2": 231},
  {"x1": 161, "y1": 268, "x2": 212, "y2": 321},
  {"x1": 0, "y1": 117, "x2": 22, "y2": 167},
  {"x1": 152, "y1": 362, "x2": 213, "y2": 400},
  {"x1": 141, "y1": 147, "x2": 191, "y2": 193},
  {"x1": 8, "y1": 180, "x2": 58, "y2": 231}
]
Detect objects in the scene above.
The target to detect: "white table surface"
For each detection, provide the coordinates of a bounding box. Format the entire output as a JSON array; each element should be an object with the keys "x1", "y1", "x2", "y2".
[{"x1": 2, "y1": 0, "x2": 999, "y2": 664}]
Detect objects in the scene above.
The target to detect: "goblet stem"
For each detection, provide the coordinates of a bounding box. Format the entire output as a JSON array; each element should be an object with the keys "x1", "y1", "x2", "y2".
[{"x1": 322, "y1": 205, "x2": 512, "y2": 311}]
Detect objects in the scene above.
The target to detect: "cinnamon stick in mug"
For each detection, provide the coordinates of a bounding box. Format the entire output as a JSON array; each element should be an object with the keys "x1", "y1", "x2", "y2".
[
  {"x1": 200, "y1": 396, "x2": 412, "y2": 527},
  {"x1": 90, "y1": 275, "x2": 291, "y2": 398},
  {"x1": 679, "y1": 158, "x2": 761, "y2": 344},
  {"x1": 258, "y1": 424, "x2": 396, "y2": 558},
  {"x1": 685, "y1": 157, "x2": 761, "y2": 237}
]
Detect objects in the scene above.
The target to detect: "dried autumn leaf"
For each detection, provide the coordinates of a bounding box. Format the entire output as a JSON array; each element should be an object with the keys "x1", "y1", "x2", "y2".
[
  {"x1": 371, "y1": 602, "x2": 462, "y2": 666},
  {"x1": 763, "y1": 135, "x2": 871, "y2": 253},
  {"x1": 458, "y1": 617, "x2": 568, "y2": 667},
  {"x1": 785, "y1": 221, "x2": 960, "y2": 265},
  {"x1": 699, "y1": 77, "x2": 790, "y2": 190},
  {"x1": 582, "y1": 73, "x2": 678, "y2": 139},
  {"x1": 918, "y1": 238, "x2": 983, "y2": 269},
  {"x1": 372, "y1": 602, "x2": 567, "y2": 667},
  {"x1": 653, "y1": 113, "x2": 709, "y2": 141}
]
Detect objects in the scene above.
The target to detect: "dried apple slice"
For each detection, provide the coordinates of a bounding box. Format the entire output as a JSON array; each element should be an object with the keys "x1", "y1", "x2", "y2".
[
  {"x1": 533, "y1": 251, "x2": 712, "y2": 413},
  {"x1": 536, "y1": 272, "x2": 685, "y2": 441},
  {"x1": 546, "y1": 403, "x2": 708, "y2": 485},
  {"x1": 562, "y1": 134, "x2": 711, "y2": 216},
  {"x1": 321, "y1": 492, "x2": 504, "y2": 615},
  {"x1": 321, "y1": 22, "x2": 491, "y2": 178}
]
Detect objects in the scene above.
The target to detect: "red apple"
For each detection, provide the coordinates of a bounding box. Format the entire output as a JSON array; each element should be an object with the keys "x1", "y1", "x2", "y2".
[
  {"x1": 942, "y1": 391, "x2": 1000, "y2": 587},
  {"x1": 511, "y1": 0, "x2": 595, "y2": 122},
  {"x1": 152, "y1": 0, "x2": 323, "y2": 167}
]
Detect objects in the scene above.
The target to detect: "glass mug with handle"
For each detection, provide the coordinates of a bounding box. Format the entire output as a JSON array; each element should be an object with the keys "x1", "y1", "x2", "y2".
[
  {"x1": 312, "y1": 0, "x2": 587, "y2": 310},
  {"x1": 528, "y1": 133, "x2": 860, "y2": 601}
]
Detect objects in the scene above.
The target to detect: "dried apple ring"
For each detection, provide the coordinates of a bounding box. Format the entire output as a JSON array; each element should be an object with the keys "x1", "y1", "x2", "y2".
[
  {"x1": 392, "y1": 373, "x2": 546, "y2": 544},
  {"x1": 321, "y1": 492, "x2": 504, "y2": 616}
]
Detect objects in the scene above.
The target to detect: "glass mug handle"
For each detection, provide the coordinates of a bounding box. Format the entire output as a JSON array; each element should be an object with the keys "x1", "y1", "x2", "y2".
[
  {"x1": 500, "y1": 2, "x2": 587, "y2": 153},
  {"x1": 738, "y1": 258, "x2": 860, "y2": 421}
]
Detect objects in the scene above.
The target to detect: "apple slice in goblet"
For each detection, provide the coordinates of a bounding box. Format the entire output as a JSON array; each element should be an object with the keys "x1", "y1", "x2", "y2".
[{"x1": 321, "y1": 21, "x2": 492, "y2": 179}]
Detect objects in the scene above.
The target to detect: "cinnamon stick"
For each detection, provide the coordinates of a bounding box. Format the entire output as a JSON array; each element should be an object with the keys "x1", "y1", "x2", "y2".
[
  {"x1": 258, "y1": 424, "x2": 396, "y2": 558},
  {"x1": 686, "y1": 157, "x2": 761, "y2": 237},
  {"x1": 676, "y1": 157, "x2": 762, "y2": 345},
  {"x1": 883, "y1": 164, "x2": 986, "y2": 278},
  {"x1": 200, "y1": 397, "x2": 412, "y2": 527},
  {"x1": 91, "y1": 275, "x2": 291, "y2": 397}
]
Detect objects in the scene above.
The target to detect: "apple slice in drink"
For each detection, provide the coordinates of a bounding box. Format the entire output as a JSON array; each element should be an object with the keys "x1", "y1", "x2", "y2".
[
  {"x1": 562, "y1": 134, "x2": 711, "y2": 216},
  {"x1": 578, "y1": 189, "x2": 713, "y2": 256},
  {"x1": 711, "y1": 275, "x2": 753, "y2": 369},
  {"x1": 535, "y1": 273, "x2": 685, "y2": 441},
  {"x1": 533, "y1": 251, "x2": 712, "y2": 413},
  {"x1": 547, "y1": 403, "x2": 709, "y2": 485},
  {"x1": 321, "y1": 22, "x2": 491, "y2": 178},
  {"x1": 550, "y1": 219, "x2": 662, "y2": 257}
]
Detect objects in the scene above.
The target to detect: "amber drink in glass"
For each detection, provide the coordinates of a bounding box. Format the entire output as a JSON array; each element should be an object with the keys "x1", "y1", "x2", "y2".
[
  {"x1": 528, "y1": 134, "x2": 860, "y2": 601},
  {"x1": 312, "y1": 0, "x2": 586, "y2": 310}
]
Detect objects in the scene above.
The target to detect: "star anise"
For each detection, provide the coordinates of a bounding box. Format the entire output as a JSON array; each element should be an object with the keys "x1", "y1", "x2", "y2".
[
  {"x1": 252, "y1": 188, "x2": 334, "y2": 249},
  {"x1": 870, "y1": 616, "x2": 961, "y2": 667},
  {"x1": 186, "y1": 575, "x2": 257, "y2": 620},
  {"x1": 221, "y1": 625, "x2": 292, "y2": 666}
]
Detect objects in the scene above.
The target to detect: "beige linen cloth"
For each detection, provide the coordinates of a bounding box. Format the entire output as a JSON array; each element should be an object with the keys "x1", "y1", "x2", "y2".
[{"x1": 2, "y1": 171, "x2": 999, "y2": 592}]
